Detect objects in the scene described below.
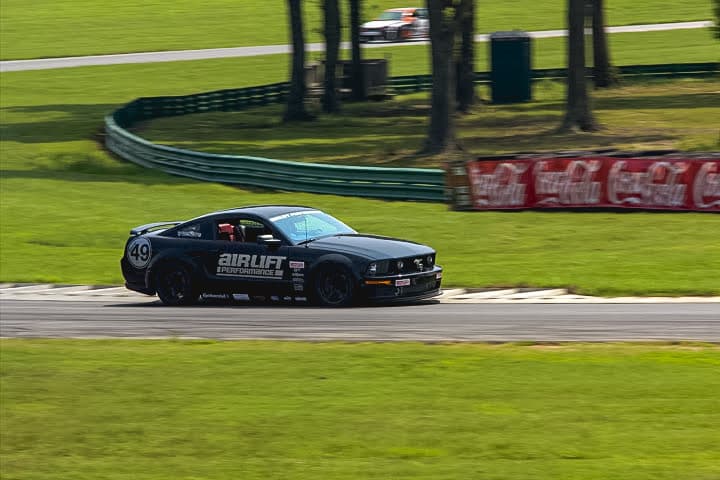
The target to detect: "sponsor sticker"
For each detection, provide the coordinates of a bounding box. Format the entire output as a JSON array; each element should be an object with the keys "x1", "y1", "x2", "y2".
[
  {"x1": 126, "y1": 237, "x2": 152, "y2": 269},
  {"x1": 216, "y1": 254, "x2": 287, "y2": 278},
  {"x1": 395, "y1": 278, "x2": 411, "y2": 287},
  {"x1": 289, "y1": 261, "x2": 305, "y2": 269},
  {"x1": 269, "y1": 210, "x2": 320, "y2": 222}
]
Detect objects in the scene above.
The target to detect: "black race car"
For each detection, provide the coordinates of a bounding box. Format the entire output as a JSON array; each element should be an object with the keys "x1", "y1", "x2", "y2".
[{"x1": 121, "y1": 205, "x2": 442, "y2": 306}]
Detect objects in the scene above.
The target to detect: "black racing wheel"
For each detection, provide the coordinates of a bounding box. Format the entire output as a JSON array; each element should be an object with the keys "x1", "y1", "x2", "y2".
[
  {"x1": 310, "y1": 264, "x2": 356, "y2": 307},
  {"x1": 155, "y1": 265, "x2": 199, "y2": 306}
]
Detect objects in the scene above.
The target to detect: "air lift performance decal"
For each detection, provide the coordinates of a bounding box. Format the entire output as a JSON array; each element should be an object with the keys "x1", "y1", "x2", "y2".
[{"x1": 217, "y1": 254, "x2": 287, "y2": 278}]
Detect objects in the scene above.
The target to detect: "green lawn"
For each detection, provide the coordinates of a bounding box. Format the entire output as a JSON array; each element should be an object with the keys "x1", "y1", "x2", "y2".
[
  {"x1": 2, "y1": 340, "x2": 719, "y2": 480},
  {"x1": 2, "y1": 29, "x2": 719, "y2": 294},
  {"x1": 137, "y1": 79, "x2": 720, "y2": 167},
  {"x1": 0, "y1": 0, "x2": 713, "y2": 59}
]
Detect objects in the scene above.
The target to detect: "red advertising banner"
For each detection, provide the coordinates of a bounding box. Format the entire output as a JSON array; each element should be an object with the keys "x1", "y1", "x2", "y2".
[
  {"x1": 449, "y1": 155, "x2": 720, "y2": 212},
  {"x1": 692, "y1": 158, "x2": 720, "y2": 211},
  {"x1": 466, "y1": 160, "x2": 533, "y2": 209},
  {"x1": 533, "y1": 157, "x2": 606, "y2": 207}
]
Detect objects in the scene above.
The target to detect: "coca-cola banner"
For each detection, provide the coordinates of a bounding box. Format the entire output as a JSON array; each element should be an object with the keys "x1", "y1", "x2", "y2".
[
  {"x1": 447, "y1": 154, "x2": 720, "y2": 212},
  {"x1": 467, "y1": 160, "x2": 533, "y2": 209}
]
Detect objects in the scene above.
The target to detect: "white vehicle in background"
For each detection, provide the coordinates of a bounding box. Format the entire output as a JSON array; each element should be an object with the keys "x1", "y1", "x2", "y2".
[{"x1": 359, "y1": 8, "x2": 429, "y2": 42}]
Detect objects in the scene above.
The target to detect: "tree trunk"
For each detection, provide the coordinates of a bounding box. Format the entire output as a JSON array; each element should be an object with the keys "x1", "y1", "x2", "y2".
[
  {"x1": 422, "y1": 0, "x2": 460, "y2": 154},
  {"x1": 560, "y1": 0, "x2": 597, "y2": 132},
  {"x1": 284, "y1": 0, "x2": 312, "y2": 122},
  {"x1": 349, "y1": 0, "x2": 366, "y2": 101},
  {"x1": 591, "y1": 0, "x2": 617, "y2": 88},
  {"x1": 456, "y1": 0, "x2": 476, "y2": 112},
  {"x1": 322, "y1": 0, "x2": 341, "y2": 113}
]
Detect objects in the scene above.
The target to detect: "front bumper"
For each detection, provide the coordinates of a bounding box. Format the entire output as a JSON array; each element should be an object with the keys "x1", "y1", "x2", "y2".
[{"x1": 361, "y1": 266, "x2": 442, "y2": 303}]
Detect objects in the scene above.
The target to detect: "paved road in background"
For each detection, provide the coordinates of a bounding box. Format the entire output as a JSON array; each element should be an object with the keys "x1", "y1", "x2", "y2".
[
  {"x1": 1, "y1": 299, "x2": 718, "y2": 341},
  {"x1": 0, "y1": 21, "x2": 712, "y2": 72}
]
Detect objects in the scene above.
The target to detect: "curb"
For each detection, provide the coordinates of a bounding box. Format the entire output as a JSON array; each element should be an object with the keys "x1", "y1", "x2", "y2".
[{"x1": 1, "y1": 284, "x2": 718, "y2": 304}]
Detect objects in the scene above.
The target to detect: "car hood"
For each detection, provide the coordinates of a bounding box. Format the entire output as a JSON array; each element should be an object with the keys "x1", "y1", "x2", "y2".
[
  {"x1": 362, "y1": 20, "x2": 406, "y2": 29},
  {"x1": 305, "y1": 234, "x2": 433, "y2": 260}
]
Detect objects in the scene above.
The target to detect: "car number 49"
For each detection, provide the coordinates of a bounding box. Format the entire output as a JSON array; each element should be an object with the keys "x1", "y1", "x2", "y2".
[{"x1": 127, "y1": 237, "x2": 152, "y2": 268}]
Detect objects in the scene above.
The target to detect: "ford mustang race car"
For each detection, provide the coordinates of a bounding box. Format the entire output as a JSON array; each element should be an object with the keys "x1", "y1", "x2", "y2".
[
  {"x1": 360, "y1": 7, "x2": 429, "y2": 42},
  {"x1": 121, "y1": 205, "x2": 442, "y2": 306}
]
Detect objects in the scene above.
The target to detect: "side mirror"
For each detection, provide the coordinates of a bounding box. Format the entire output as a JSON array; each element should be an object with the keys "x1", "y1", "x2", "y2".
[{"x1": 257, "y1": 234, "x2": 282, "y2": 248}]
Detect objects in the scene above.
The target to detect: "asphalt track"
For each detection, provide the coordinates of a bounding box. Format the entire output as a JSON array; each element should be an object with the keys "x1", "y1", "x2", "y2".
[
  {"x1": 0, "y1": 21, "x2": 711, "y2": 72},
  {"x1": 1, "y1": 299, "x2": 718, "y2": 342}
]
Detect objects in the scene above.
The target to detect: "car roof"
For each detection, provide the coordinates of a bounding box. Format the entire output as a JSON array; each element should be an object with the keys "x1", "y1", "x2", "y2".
[
  {"x1": 196, "y1": 205, "x2": 317, "y2": 221},
  {"x1": 387, "y1": 7, "x2": 420, "y2": 12}
]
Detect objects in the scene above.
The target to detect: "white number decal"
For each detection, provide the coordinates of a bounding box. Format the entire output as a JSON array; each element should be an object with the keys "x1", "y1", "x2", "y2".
[{"x1": 126, "y1": 237, "x2": 152, "y2": 268}]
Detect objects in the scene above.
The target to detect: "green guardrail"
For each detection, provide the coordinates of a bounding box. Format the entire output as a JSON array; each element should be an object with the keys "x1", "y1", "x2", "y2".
[{"x1": 105, "y1": 63, "x2": 718, "y2": 201}]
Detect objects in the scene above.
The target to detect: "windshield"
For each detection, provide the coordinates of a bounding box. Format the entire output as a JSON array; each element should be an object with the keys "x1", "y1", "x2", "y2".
[
  {"x1": 269, "y1": 210, "x2": 356, "y2": 244},
  {"x1": 378, "y1": 11, "x2": 403, "y2": 20}
]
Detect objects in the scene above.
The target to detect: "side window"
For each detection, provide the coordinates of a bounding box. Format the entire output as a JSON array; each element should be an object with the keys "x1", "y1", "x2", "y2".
[
  {"x1": 177, "y1": 221, "x2": 213, "y2": 240},
  {"x1": 215, "y1": 218, "x2": 272, "y2": 243},
  {"x1": 419, "y1": 9, "x2": 428, "y2": 19}
]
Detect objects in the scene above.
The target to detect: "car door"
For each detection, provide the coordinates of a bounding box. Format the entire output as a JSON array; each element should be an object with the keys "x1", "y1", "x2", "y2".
[{"x1": 205, "y1": 216, "x2": 293, "y2": 295}]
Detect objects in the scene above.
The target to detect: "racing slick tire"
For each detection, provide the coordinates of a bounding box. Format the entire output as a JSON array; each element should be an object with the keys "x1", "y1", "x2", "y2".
[
  {"x1": 155, "y1": 265, "x2": 200, "y2": 306},
  {"x1": 309, "y1": 264, "x2": 357, "y2": 307}
]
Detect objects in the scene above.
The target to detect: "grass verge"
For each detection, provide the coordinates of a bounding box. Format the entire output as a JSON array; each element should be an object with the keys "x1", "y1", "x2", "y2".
[
  {"x1": 2, "y1": 340, "x2": 719, "y2": 480},
  {"x1": 1, "y1": 30, "x2": 718, "y2": 294},
  {"x1": 0, "y1": 0, "x2": 712, "y2": 59}
]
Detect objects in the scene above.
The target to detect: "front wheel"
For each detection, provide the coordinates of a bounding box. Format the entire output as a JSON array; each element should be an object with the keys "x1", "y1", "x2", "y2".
[
  {"x1": 384, "y1": 29, "x2": 399, "y2": 41},
  {"x1": 310, "y1": 264, "x2": 356, "y2": 307},
  {"x1": 155, "y1": 265, "x2": 199, "y2": 306}
]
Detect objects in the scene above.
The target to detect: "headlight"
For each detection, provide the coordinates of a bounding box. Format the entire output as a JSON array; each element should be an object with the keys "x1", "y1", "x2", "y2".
[
  {"x1": 366, "y1": 261, "x2": 389, "y2": 276},
  {"x1": 427, "y1": 255, "x2": 434, "y2": 266},
  {"x1": 397, "y1": 260, "x2": 404, "y2": 270}
]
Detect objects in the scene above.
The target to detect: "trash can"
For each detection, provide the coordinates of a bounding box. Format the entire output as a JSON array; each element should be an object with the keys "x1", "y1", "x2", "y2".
[{"x1": 489, "y1": 31, "x2": 532, "y2": 104}]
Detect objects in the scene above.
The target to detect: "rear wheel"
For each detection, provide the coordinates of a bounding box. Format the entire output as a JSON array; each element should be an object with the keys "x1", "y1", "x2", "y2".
[
  {"x1": 310, "y1": 264, "x2": 356, "y2": 307},
  {"x1": 155, "y1": 265, "x2": 199, "y2": 306}
]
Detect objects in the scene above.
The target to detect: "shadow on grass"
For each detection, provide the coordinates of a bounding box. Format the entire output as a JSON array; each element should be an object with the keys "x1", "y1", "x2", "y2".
[
  {"x1": 0, "y1": 104, "x2": 121, "y2": 144},
  {"x1": 595, "y1": 92, "x2": 720, "y2": 110},
  {"x1": 460, "y1": 131, "x2": 676, "y2": 153},
  {"x1": 0, "y1": 167, "x2": 197, "y2": 186}
]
